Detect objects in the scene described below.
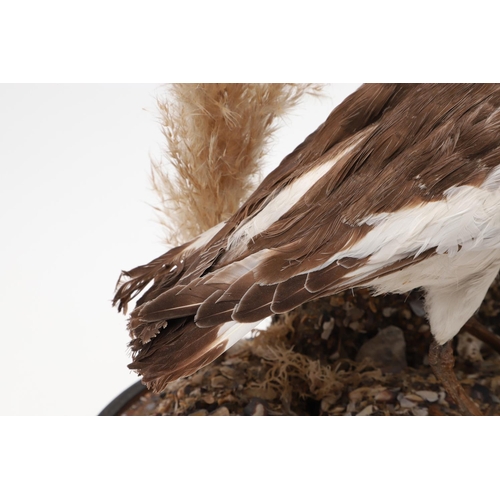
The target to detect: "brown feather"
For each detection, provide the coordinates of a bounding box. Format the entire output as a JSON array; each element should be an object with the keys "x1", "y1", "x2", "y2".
[
  {"x1": 232, "y1": 283, "x2": 277, "y2": 323},
  {"x1": 194, "y1": 290, "x2": 235, "y2": 327},
  {"x1": 114, "y1": 84, "x2": 500, "y2": 392}
]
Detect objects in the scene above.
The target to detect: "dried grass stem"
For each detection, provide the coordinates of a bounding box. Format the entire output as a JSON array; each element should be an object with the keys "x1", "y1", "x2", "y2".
[{"x1": 151, "y1": 83, "x2": 322, "y2": 244}]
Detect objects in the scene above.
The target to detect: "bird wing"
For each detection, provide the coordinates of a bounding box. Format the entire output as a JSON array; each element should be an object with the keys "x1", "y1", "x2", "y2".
[{"x1": 114, "y1": 83, "x2": 500, "y2": 390}]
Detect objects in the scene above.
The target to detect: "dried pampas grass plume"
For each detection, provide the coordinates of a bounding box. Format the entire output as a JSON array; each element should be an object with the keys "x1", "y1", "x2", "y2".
[{"x1": 151, "y1": 83, "x2": 323, "y2": 244}]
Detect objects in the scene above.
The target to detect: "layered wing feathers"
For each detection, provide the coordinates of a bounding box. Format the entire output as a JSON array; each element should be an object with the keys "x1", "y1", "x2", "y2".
[{"x1": 114, "y1": 84, "x2": 500, "y2": 391}]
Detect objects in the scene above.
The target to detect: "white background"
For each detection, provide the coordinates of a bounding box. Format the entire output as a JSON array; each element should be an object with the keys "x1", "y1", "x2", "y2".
[{"x1": 0, "y1": 83, "x2": 361, "y2": 415}]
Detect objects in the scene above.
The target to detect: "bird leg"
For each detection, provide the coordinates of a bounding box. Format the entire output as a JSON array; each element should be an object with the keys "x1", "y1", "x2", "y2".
[{"x1": 428, "y1": 340, "x2": 482, "y2": 416}]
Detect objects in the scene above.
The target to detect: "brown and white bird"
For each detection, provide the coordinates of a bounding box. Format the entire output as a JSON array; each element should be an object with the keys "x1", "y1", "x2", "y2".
[{"x1": 114, "y1": 84, "x2": 500, "y2": 415}]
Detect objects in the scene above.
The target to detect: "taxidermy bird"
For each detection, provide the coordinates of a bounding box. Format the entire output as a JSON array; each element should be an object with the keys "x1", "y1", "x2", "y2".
[{"x1": 114, "y1": 84, "x2": 500, "y2": 416}]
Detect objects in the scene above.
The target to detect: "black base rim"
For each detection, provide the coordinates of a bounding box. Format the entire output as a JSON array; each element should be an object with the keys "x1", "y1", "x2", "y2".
[{"x1": 98, "y1": 381, "x2": 148, "y2": 416}]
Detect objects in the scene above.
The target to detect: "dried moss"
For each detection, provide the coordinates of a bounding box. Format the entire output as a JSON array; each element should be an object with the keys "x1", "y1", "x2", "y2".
[{"x1": 122, "y1": 277, "x2": 500, "y2": 416}]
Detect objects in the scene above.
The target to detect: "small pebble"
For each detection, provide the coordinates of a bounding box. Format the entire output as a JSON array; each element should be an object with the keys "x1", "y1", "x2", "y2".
[
  {"x1": 382, "y1": 307, "x2": 398, "y2": 318},
  {"x1": 189, "y1": 409, "x2": 209, "y2": 416},
  {"x1": 356, "y1": 326, "x2": 408, "y2": 373},
  {"x1": 348, "y1": 387, "x2": 371, "y2": 403},
  {"x1": 349, "y1": 306, "x2": 365, "y2": 321},
  {"x1": 329, "y1": 296, "x2": 345, "y2": 307},
  {"x1": 244, "y1": 398, "x2": 268, "y2": 416},
  {"x1": 210, "y1": 406, "x2": 230, "y2": 416},
  {"x1": 356, "y1": 405, "x2": 374, "y2": 416},
  {"x1": 349, "y1": 321, "x2": 365, "y2": 332},
  {"x1": 321, "y1": 318, "x2": 335, "y2": 340},
  {"x1": 409, "y1": 299, "x2": 426, "y2": 317},
  {"x1": 332, "y1": 406, "x2": 347, "y2": 415},
  {"x1": 411, "y1": 407, "x2": 429, "y2": 416},
  {"x1": 415, "y1": 390, "x2": 439, "y2": 403},
  {"x1": 457, "y1": 332, "x2": 484, "y2": 363},
  {"x1": 202, "y1": 394, "x2": 215, "y2": 404},
  {"x1": 375, "y1": 390, "x2": 396, "y2": 403},
  {"x1": 405, "y1": 393, "x2": 424, "y2": 403},
  {"x1": 346, "y1": 401, "x2": 357, "y2": 414},
  {"x1": 219, "y1": 366, "x2": 236, "y2": 379},
  {"x1": 397, "y1": 393, "x2": 417, "y2": 408},
  {"x1": 343, "y1": 302, "x2": 354, "y2": 312},
  {"x1": 211, "y1": 376, "x2": 228, "y2": 388}
]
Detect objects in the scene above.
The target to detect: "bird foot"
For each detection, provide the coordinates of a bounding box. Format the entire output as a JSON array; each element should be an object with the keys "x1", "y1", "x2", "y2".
[{"x1": 428, "y1": 340, "x2": 482, "y2": 416}]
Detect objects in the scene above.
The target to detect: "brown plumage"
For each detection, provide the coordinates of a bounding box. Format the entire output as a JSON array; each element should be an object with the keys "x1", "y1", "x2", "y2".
[{"x1": 114, "y1": 84, "x2": 500, "y2": 397}]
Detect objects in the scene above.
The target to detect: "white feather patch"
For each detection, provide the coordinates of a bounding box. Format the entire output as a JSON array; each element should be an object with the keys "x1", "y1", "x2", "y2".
[
  {"x1": 227, "y1": 133, "x2": 368, "y2": 252},
  {"x1": 308, "y1": 165, "x2": 500, "y2": 280},
  {"x1": 215, "y1": 320, "x2": 261, "y2": 350},
  {"x1": 183, "y1": 221, "x2": 226, "y2": 253}
]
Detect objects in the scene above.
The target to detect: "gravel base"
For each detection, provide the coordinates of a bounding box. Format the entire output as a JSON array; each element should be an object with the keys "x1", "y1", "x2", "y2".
[{"x1": 121, "y1": 277, "x2": 500, "y2": 416}]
